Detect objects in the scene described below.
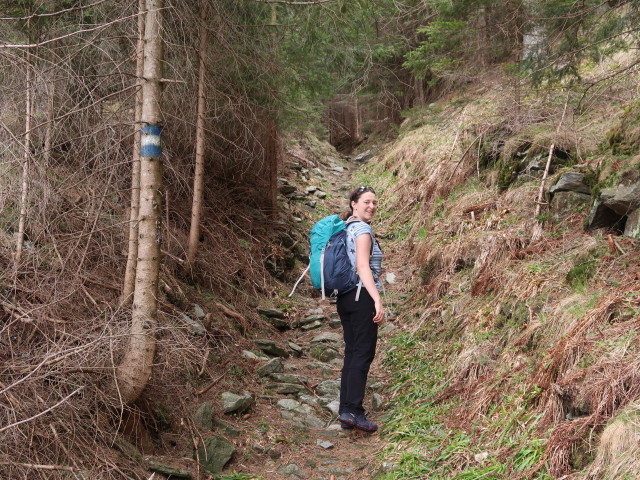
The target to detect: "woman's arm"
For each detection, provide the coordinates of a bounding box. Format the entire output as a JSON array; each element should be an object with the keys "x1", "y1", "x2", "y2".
[{"x1": 355, "y1": 234, "x2": 384, "y2": 323}]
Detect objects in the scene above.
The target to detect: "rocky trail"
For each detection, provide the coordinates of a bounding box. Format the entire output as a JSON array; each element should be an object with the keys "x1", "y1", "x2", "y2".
[{"x1": 208, "y1": 147, "x2": 401, "y2": 480}]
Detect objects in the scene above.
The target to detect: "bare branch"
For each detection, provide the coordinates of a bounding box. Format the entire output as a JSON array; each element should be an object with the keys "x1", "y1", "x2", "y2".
[
  {"x1": 0, "y1": 11, "x2": 143, "y2": 49},
  {"x1": 246, "y1": 0, "x2": 333, "y2": 5},
  {"x1": 0, "y1": 387, "x2": 84, "y2": 434},
  {"x1": 0, "y1": 0, "x2": 110, "y2": 21}
]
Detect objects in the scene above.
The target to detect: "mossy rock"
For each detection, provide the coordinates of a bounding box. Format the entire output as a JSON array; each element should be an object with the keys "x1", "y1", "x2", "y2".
[{"x1": 498, "y1": 156, "x2": 521, "y2": 191}]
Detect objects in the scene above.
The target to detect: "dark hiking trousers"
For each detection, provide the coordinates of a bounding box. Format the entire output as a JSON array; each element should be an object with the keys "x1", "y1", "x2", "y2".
[{"x1": 337, "y1": 287, "x2": 378, "y2": 415}]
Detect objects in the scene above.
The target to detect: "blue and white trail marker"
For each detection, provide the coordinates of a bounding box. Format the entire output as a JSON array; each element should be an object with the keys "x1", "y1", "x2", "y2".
[{"x1": 141, "y1": 125, "x2": 163, "y2": 157}]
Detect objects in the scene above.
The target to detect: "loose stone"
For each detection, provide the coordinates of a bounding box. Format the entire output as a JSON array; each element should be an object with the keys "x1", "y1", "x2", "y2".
[
  {"x1": 255, "y1": 339, "x2": 289, "y2": 358},
  {"x1": 257, "y1": 357, "x2": 284, "y2": 377},
  {"x1": 301, "y1": 320, "x2": 323, "y2": 331},
  {"x1": 316, "y1": 439, "x2": 334, "y2": 449},
  {"x1": 287, "y1": 341, "x2": 304, "y2": 357},
  {"x1": 220, "y1": 391, "x2": 253, "y2": 414},
  {"x1": 197, "y1": 435, "x2": 235, "y2": 474}
]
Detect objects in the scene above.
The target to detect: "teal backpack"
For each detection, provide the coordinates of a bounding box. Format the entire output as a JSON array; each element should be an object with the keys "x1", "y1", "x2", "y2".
[
  {"x1": 289, "y1": 214, "x2": 363, "y2": 299},
  {"x1": 308, "y1": 214, "x2": 346, "y2": 290}
]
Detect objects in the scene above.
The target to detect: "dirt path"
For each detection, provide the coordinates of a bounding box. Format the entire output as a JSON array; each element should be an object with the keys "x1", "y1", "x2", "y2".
[{"x1": 235, "y1": 148, "x2": 400, "y2": 479}]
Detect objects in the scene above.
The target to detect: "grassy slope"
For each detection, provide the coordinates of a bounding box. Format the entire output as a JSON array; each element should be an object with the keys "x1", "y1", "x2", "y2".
[{"x1": 356, "y1": 71, "x2": 640, "y2": 479}]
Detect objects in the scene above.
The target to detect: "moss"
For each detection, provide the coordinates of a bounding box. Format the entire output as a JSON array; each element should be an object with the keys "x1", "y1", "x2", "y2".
[
  {"x1": 605, "y1": 101, "x2": 640, "y2": 156},
  {"x1": 581, "y1": 166, "x2": 599, "y2": 191},
  {"x1": 566, "y1": 247, "x2": 606, "y2": 288},
  {"x1": 498, "y1": 156, "x2": 520, "y2": 191},
  {"x1": 592, "y1": 161, "x2": 640, "y2": 197}
]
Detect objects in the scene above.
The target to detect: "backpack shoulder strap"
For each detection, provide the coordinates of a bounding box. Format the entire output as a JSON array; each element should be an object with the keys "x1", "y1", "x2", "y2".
[{"x1": 345, "y1": 218, "x2": 374, "y2": 255}]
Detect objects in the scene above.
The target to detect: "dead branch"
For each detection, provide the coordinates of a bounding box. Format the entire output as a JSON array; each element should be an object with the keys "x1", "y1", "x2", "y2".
[
  {"x1": 0, "y1": 0, "x2": 109, "y2": 21},
  {"x1": 462, "y1": 201, "x2": 496, "y2": 215},
  {"x1": 195, "y1": 369, "x2": 228, "y2": 396},
  {"x1": 215, "y1": 302, "x2": 246, "y2": 322},
  {"x1": 0, "y1": 387, "x2": 83, "y2": 434},
  {"x1": 0, "y1": 12, "x2": 144, "y2": 49},
  {"x1": 0, "y1": 462, "x2": 76, "y2": 472}
]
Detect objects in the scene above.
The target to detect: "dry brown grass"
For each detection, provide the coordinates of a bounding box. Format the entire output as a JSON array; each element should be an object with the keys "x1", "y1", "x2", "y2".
[{"x1": 586, "y1": 402, "x2": 640, "y2": 480}]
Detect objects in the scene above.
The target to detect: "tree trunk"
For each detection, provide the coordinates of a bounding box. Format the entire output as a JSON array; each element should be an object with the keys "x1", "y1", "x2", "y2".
[
  {"x1": 122, "y1": 0, "x2": 146, "y2": 305},
  {"x1": 43, "y1": 73, "x2": 54, "y2": 165},
  {"x1": 268, "y1": 3, "x2": 279, "y2": 219},
  {"x1": 413, "y1": 75, "x2": 425, "y2": 108},
  {"x1": 186, "y1": 0, "x2": 209, "y2": 269},
  {"x1": 511, "y1": 0, "x2": 524, "y2": 125},
  {"x1": 352, "y1": 96, "x2": 361, "y2": 143},
  {"x1": 15, "y1": 56, "x2": 33, "y2": 267},
  {"x1": 115, "y1": 0, "x2": 164, "y2": 404},
  {"x1": 267, "y1": 117, "x2": 278, "y2": 219}
]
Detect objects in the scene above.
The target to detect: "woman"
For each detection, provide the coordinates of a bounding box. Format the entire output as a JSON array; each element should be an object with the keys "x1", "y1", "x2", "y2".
[{"x1": 337, "y1": 186, "x2": 384, "y2": 433}]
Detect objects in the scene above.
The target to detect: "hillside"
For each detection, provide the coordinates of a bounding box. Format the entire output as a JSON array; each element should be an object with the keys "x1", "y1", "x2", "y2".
[{"x1": 362, "y1": 69, "x2": 640, "y2": 479}]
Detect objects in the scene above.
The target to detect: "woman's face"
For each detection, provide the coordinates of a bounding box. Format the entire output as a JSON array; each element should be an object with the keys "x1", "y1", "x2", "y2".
[{"x1": 352, "y1": 192, "x2": 378, "y2": 223}]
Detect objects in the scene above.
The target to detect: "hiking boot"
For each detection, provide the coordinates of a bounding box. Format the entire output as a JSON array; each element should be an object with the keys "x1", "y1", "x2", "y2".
[
  {"x1": 338, "y1": 412, "x2": 378, "y2": 432},
  {"x1": 338, "y1": 412, "x2": 355, "y2": 429}
]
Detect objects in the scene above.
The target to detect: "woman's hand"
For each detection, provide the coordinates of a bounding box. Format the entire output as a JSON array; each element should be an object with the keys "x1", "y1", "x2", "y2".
[{"x1": 373, "y1": 299, "x2": 385, "y2": 324}]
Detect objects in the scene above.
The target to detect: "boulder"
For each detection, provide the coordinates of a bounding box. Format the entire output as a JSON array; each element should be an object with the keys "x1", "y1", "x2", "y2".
[
  {"x1": 197, "y1": 435, "x2": 235, "y2": 474},
  {"x1": 550, "y1": 172, "x2": 591, "y2": 195},
  {"x1": 354, "y1": 150, "x2": 373, "y2": 162},
  {"x1": 379, "y1": 323, "x2": 397, "y2": 337},
  {"x1": 301, "y1": 320, "x2": 323, "y2": 331},
  {"x1": 316, "y1": 380, "x2": 341, "y2": 398},
  {"x1": 316, "y1": 439, "x2": 334, "y2": 449},
  {"x1": 372, "y1": 393, "x2": 384, "y2": 411},
  {"x1": 324, "y1": 400, "x2": 340, "y2": 415},
  {"x1": 266, "y1": 383, "x2": 306, "y2": 394},
  {"x1": 287, "y1": 341, "x2": 303, "y2": 357},
  {"x1": 256, "y1": 357, "x2": 284, "y2": 377},
  {"x1": 310, "y1": 332, "x2": 343, "y2": 345},
  {"x1": 277, "y1": 398, "x2": 307, "y2": 415},
  {"x1": 255, "y1": 339, "x2": 290, "y2": 358},
  {"x1": 550, "y1": 191, "x2": 590, "y2": 223},
  {"x1": 262, "y1": 316, "x2": 289, "y2": 330},
  {"x1": 212, "y1": 418, "x2": 240, "y2": 437},
  {"x1": 257, "y1": 307, "x2": 285, "y2": 319},
  {"x1": 279, "y1": 184, "x2": 297, "y2": 195},
  {"x1": 193, "y1": 401, "x2": 214, "y2": 430},
  {"x1": 307, "y1": 361, "x2": 334, "y2": 377},
  {"x1": 193, "y1": 304, "x2": 206, "y2": 319},
  {"x1": 300, "y1": 314, "x2": 326, "y2": 325},
  {"x1": 599, "y1": 182, "x2": 640, "y2": 216},
  {"x1": 147, "y1": 459, "x2": 192, "y2": 478},
  {"x1": 241, "y1": 350, "x2": 268, "y2": 361},
  {"x1": 310, "y1": 345, "x2": 339, "y2": 362},
  {"x1": 269, "y1": 373, "x2": 307, "y2": 385},
  {"x1": 328, "y1": 317, "x2": 342, "y2": 329},
  {"x1": 221, "y1": 391, "x2": 253, "y2": 414}
]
